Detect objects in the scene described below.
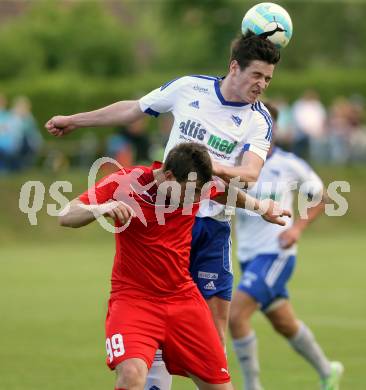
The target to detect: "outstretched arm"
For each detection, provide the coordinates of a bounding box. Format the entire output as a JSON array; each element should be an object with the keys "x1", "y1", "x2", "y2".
[
  {"x1": 215, "y1": 185, "x2": 291, "y2": 226},
  {"x1": 46, "y1": 100, "x2": 144, "y2": 137},
  {"x1": 59, "y1": 198, "x2": 134, "y2": 228}
]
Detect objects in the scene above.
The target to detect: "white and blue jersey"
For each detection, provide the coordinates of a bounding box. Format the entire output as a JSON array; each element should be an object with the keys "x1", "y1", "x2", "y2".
[
  {"x1": 235, "y1": 147, "x2": 323, "y2": 310},
  {"x1": 139, "y1": 75, "x2": 272, "y2": 221},
  {"x1": 139, "y1": 75, "x2": 272, "y2": 300}
]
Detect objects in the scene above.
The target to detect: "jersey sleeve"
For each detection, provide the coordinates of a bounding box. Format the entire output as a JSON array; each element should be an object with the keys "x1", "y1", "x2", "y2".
[
  {"x1": 78, "y1": 174, "x2": 119, "y2": 205},
  {"x1": 243, "y1": 102, "x2": 272, "y2": 161},
  {"x1": 138, "y1": 77, "x2": 186, "y2": 117},
  {"x1": 288, "y1": 156, "x2": 324, "y2": 199}
]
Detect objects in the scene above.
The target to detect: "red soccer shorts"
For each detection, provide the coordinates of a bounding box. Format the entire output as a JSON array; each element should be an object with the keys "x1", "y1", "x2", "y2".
[{"x1": 105, "y1": 288, "x2": 230, "y2": 384}]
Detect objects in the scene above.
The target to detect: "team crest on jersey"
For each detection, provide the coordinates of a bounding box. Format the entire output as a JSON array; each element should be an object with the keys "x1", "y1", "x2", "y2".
[
  {"x1": 231, "y1": 115, "x2": 242, "y2": 127},
  {"x1": 189, "y1": 100, "x2": 200, "y2": 109}
]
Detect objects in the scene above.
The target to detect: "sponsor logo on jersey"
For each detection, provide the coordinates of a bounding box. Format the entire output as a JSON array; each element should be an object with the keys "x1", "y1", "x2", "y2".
[
  {"x1": 204, "y1": 281, "x2": 216, "y2": 290},
  {"x1": 198, "y1": 271, "x2": 219, "y2": 280},
  {"x1": 189, "y1": 100, "x2": 200, "y2": 109},
  {"x1": 231, "y1": 115, "x2": 242, "y2": 127},
  {"x1": 179, "y1": 119, "x2": 238, "y2": 156},
  {"x1": 207, "y1": 135, "x2": 238, "y2": 154},
  {"x1": 179, "y1": 120, "x2": 206, "y2": 141},
  {"x1": 193, "y1": 84, "x2": 209, "y2": 94}
]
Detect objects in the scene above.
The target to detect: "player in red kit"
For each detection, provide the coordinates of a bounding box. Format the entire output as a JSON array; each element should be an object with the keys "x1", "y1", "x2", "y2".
[{"x1": 59, "y1": 143, "x2": 290, "y2": 390}]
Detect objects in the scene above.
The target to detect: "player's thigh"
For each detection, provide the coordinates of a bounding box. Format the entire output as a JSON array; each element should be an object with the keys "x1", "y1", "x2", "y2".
[
  {"x1": 190, "y1": 217, "x2": 233, "y2": 301},
  {"x1": 105, "y1": 297, "x2": 163, "y2": 370},
  {"x1": 206, "y1": 295, "x2": 231, "y2": 345},
  {"x1": 164, "y1": 290, "x2": 230, "y2": 385},
  {"x1": 230, "y1": 289, "x2": 259, "y2": 322}
]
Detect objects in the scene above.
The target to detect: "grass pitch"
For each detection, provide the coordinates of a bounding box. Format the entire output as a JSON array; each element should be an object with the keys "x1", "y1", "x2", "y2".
[{"x1": 1, "y1": 230, "x2": 365, "y2": 389}]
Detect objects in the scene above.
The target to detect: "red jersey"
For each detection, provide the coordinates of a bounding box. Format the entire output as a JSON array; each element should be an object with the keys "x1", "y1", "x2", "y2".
[{"x1": 79, "y1": 162, "x2": 221, "y2": 299}]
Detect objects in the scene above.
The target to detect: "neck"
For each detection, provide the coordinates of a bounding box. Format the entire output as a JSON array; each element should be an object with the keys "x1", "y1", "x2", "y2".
[{"x1": 221, "y1": 76, "x2": 242, "y2": 103}]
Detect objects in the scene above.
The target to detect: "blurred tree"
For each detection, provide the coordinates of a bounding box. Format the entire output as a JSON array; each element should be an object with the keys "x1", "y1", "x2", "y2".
[{"x1": 0, "y1": 0, "x2": 136, "y2": 78}]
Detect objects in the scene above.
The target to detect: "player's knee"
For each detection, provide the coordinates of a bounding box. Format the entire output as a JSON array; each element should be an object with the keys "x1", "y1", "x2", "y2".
[
  {"x1": 115, "y1": 360, "x2": 146, "y2": 388},
  {"x1": 271, "y1": 317, "x2": 297, "y2": 338}
]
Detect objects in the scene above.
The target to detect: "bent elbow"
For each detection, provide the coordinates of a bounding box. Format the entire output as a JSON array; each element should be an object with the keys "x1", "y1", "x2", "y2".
[
  {"x1": 58, "y1": 215, "x2": 79, "y2": 228},
  {"x1": 241, "y1": 171, "x2": 259, "y2": 188},
  {"x1": 58, "y1": 215, "x2": 69, "y2": 227}
]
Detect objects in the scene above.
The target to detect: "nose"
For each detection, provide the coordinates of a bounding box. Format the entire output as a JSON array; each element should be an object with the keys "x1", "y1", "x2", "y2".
[{"x1": 258, "y1": 78, "x2": 267, "y2": 90}]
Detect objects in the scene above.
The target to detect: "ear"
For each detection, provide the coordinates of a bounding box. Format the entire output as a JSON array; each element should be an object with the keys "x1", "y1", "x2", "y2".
[
  {"x1": 164, "y1": 170, "x2": 175, "y2": 181},
  {"x1": 229, "y1": 60, "x2": 240, "y2": 75}
]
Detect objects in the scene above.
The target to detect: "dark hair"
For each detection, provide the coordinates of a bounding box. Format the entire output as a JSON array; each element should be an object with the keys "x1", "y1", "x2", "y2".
[
  {"x1": 164, "y1": 142, "x2": 212, "y2": 185},
  {"x1": 230, "y1": 31, "x2": 280, "y2": 70}
]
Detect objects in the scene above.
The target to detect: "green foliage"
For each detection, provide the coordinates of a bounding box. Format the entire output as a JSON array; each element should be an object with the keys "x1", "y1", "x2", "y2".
[{"x1": 0, "y1": 1, "x2": 135, "y2": 78}]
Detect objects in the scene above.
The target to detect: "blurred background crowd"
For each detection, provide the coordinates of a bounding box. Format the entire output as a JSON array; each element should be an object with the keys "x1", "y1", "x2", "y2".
[
  {"x1": 1, "y1": 89, "x2": 365, "y2": 173},
  {"x1": 0, "y1": 0, "x2": 365, "y2": 173}
]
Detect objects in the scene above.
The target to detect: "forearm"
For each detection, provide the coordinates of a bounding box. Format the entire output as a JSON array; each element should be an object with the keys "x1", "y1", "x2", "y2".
[
  {"x1": 215, "y1": 186, "x2": 261, "y2": 212},
  {"x1": 59, "y1": 200, "x2": 100, "y2": 228},
  {"x1": 214, "y1": 164, "x2": 259, "y2": 186},
  {"x1": 293, "y1": 201, "x2": 325, "y2": 233},
  {"x1": 213, "y1": 151, "x2": 264, "y2": 186},
  {"x1": 70, "y1": 100, "x2": 141, "y2": 128}
]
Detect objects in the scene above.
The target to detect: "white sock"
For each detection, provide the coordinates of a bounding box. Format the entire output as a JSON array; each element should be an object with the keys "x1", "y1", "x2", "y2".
[
  {"x1": 144, "y1": 350, "x2": 172, "y2": 390},
  {"x1": 289, "y1": 322, "x2": 331, "y2": 379},
  {"x1": 233, "y1": 332, "x2": 262, "y2": 390}
]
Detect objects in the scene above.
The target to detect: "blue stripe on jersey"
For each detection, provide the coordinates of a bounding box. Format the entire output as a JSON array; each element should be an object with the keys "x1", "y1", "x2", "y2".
[
  {"x1": 160, "y1": 77, "x2": 181, "y2": 91},
  {"x1": 251, "y1": 102, "x2": 273, "y2": 141},
  {"x1": 144, "y1": 107, "x2": 160, "y2": 117},
  {"x1": 214, "y1": 80, "x2": 249, "y2": 107},
  {"x1": 190, "y1": 74, "x2": 219, "y2": 81},
  {"x1": 243, "y1": 143, "x2": 250, "y2": 152},
  {"x1": 259, "y1": 102, "x2": 273, "y2": 141}
]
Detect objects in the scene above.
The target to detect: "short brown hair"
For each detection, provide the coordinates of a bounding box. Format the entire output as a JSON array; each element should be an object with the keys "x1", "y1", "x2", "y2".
[
  {"x1": 164, "y1": 143, "x2": 212, "y2": 185},
  {"x1": 230, "y1": 31, "x2": 280, "y2": 70}
]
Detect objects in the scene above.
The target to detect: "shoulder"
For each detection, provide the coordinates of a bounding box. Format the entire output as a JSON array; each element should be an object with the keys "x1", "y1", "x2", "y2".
[
  {"x1": 274, "y1": 148, "x2": 315, "y2": 176},
  {"x1": 160, "y1": 74, "x2": 219, "y2": 91},
  {"x1": 250, "y1": 101, "x2": 273, "y2": 123}
]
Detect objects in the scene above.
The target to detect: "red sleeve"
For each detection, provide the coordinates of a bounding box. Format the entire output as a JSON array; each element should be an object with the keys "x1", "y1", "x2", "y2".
[
  {"x1": 201, "y1": 177, "x2": 226, "y2": 200},
  {"x1": 78, "y1": 173, "x2": 121, "y2": 205}
]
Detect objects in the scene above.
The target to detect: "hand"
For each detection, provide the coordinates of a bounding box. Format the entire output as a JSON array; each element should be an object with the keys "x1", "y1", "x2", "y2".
[
  {"x1": 278, "y1": 226, "x2": 301, "y2": 249},
  {"x1": 45, "y1": 115, "x2": 76, "y2": 137},
  {"x1": 100, "y1": 201, "x2": 135, "y2": 226},
  {"x1": 259, "y1": 199, "x2": 291, "y2": 226}
]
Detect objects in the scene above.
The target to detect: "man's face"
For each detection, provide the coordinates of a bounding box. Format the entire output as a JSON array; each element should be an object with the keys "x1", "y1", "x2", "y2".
[{"x1": 231, "y1": 60, "x2": 275, "y2": 103}]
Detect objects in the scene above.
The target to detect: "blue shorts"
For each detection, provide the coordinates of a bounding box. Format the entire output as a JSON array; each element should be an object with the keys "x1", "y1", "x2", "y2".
[
  {"x1": 238, "y1": 253, "x2": 296, "y2": 311},
  {"x1": 189, "y1": 217, "x2": 233, "y2": 301}
]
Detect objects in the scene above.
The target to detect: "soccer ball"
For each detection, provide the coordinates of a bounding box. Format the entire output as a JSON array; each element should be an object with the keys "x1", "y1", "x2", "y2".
[{"x1": 241, "y1": 2, "x2": 293, "y2": 49}]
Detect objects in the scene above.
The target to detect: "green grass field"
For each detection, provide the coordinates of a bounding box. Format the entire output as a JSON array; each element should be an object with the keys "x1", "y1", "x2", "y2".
[{"x1": 1, "y1": 166, "x2": 365, "y2": 389}]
